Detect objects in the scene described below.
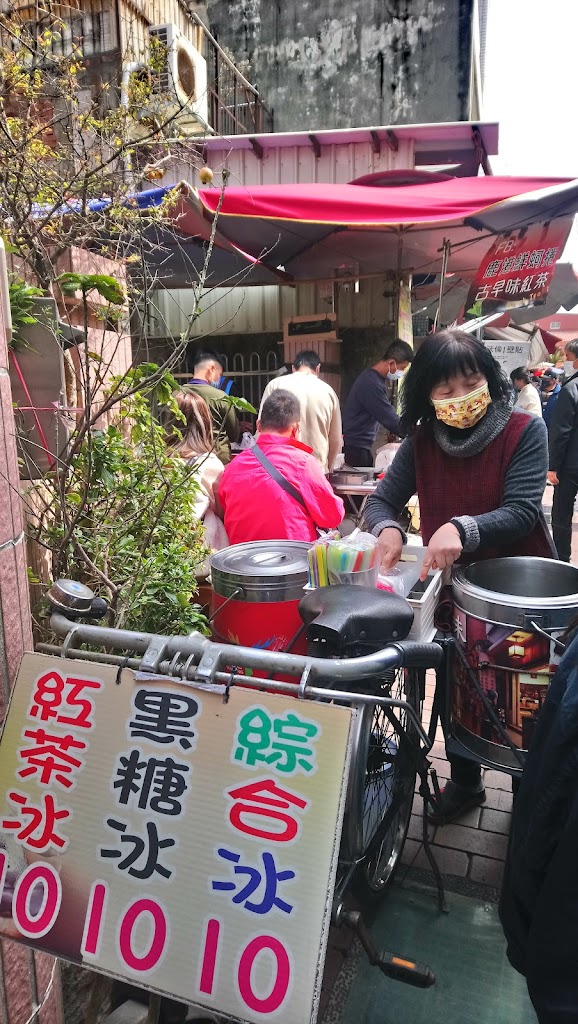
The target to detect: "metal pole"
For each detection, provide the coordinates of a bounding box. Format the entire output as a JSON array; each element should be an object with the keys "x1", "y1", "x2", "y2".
[{"x1": 433, "y1": 239, "x2": 451, "y2": 332}]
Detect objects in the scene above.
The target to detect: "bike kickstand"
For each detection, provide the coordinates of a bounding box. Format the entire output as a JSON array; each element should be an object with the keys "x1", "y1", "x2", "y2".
[
  {"x1": 418, "y1": 765, "x2": 449, "y2": 914},
  {"x1": 340, "y1": 909, "x2": 435, "y2": 989}
]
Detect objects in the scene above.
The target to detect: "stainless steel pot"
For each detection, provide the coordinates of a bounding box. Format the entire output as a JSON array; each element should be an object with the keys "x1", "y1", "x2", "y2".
[
  {"x1": 211, "y1": 540, "x2": 310, "y2": 602},
  {"x1": 452, "y1": 557, "x2": 578, "y2": 630}
]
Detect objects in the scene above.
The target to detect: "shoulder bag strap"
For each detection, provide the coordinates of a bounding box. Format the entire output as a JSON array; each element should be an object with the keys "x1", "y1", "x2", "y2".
[{"x1": 251, "y1": 444, "x2": 308, "y2": 510}]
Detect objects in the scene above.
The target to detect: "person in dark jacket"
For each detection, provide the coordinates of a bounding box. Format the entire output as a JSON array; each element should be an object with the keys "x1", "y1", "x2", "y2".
[
  {"x1": 541, "y1": 369, "x2": 562, "y2": 430},
  {"x1": 548, "y1": 339, "x2": 578, "y2": 561},
  {"x1": 342, "y1": 339, "x2": 413, "y2": 467},
  {"x1": 184, "y1": 348, "x2": 240, "y2": 464},
  {"x1": 499, "y1": 626, "x2": 578, "y2": 1023},
  {"x1": 364, "y1": 330, "x2": 554, "y2": 823}
]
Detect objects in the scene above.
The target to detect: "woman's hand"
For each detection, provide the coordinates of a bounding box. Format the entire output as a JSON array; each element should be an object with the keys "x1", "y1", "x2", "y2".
[
  {"x1": 420, "y1": 522, "x2": 463, "y2": 580},
  {"x1": 376, "y1": 527, "x2": 404, "y2": 571}
]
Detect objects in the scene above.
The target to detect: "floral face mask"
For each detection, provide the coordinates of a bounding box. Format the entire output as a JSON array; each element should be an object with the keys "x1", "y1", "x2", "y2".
[{"x1": 431, "y1": 381, "x2": 491, "y2": 429}]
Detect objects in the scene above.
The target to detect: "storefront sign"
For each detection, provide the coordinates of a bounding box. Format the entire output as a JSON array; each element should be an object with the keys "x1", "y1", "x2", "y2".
[
  {"x1": 483, "y1": 341, "x2": 531, "y2": 376},
  {"x1": 0, "y1": 654, "x2": 353, "y2": 1024},
  {"x1": 466, "y1": 219, "x2": 572, "y2": 315}
]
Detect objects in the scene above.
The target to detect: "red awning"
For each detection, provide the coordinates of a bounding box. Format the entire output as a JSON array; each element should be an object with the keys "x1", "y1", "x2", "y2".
[
  {"x1": 184, "y1": 176, "x2": 578, "y2": 284},
  {"x1": 197, "y1": 176, "x2": 574, "y2": 227},
  {"x1": 135, "y1": 176, "x2": 578, "y2": 291},
  {"x1": 539, "y1": 328, "x2": 564, "y2": 355}
]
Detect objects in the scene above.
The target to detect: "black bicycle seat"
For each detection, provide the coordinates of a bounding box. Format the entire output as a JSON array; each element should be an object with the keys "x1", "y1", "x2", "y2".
[{"x1": 299, "y1": 585, "x2": 413, "y2": 647}]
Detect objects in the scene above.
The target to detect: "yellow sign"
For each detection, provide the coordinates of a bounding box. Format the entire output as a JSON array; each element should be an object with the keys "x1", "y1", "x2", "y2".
[{"x1": 0, "y1": 654, "x2": 353, "y2": 1024}]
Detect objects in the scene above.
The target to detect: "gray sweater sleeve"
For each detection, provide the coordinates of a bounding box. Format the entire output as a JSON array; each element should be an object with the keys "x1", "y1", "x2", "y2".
[
  {"x1": 364, "y1": 416, "x2": 548, "y2": 552},
  {"x1": 364, "y1": 437, "x2": 416, "y2": 537},
  {"x1": 454, "y1": 414, "x2": 548, "y2": 552}
]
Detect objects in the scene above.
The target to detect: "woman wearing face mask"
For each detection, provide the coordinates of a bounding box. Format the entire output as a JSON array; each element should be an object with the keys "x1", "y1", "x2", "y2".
[{"x1": 364, "y1": 329, "x2": 555, "y2": 823}]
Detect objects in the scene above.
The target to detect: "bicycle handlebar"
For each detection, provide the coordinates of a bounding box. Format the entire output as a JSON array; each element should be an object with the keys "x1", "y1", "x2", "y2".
[
  {"x1": 393, "y1": 641, "x2": 444, "y2": 669},
  {"x1": 43, "y1": 610, "x2": 443, "y2": 752},
  {"x1": 48, "y1": 613, "x2": 442, "y2": 685}
]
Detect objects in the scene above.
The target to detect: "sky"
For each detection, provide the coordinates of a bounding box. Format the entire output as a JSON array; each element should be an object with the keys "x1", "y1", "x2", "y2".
[{"x1": 483, "y1": 0, "x2": 578, "y2": 276}]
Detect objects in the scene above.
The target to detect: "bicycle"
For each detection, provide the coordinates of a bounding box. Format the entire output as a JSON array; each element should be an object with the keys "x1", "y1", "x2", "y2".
[{"x1": 42, "y1": 578, "x2": 443, "y2": 994}]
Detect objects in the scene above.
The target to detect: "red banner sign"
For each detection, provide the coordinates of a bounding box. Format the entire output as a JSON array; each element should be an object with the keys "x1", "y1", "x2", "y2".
[{"x1": 466, "y1": 219, "x2": 572, "y2": 315}]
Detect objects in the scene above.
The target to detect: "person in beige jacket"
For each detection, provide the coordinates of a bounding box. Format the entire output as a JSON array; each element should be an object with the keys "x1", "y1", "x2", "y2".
[
  {"x1": 510, "y1": 367, "x2": 543, "y2": 418},
  {"x1": 259, "y1": 350, "x2": 342, "y2": 473}
]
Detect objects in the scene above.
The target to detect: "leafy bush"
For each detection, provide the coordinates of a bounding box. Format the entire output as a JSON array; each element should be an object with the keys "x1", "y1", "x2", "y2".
[
  {"x1": 33, "y1": 369, "x2": 210, "y2": 635},
  {"x1": 8, "y1": 278, "x2": 44, "y2": 350}
]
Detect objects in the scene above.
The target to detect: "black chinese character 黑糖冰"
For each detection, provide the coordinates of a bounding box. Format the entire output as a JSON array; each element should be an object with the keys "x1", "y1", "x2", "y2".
[{"x1": 129, "y1": 689, "x2": 199, "y2": 750}]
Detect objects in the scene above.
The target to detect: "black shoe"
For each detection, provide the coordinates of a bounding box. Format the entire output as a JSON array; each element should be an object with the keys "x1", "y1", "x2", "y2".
[{"x1": 427, "y1": 780, "x2": 485, "y2": 826}]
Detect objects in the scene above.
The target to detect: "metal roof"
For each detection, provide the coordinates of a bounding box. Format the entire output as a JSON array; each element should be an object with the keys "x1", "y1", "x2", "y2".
[
  {"x1": 190, "y1": 121, "x2": 498, "y2": 178},
  {"x1": 194, "y1": 120, "x2": 497, "y2": 152}
]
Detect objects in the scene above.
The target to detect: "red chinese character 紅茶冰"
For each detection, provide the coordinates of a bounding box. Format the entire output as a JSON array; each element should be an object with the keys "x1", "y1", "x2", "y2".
[
  {"x1": 17, "y1": 727, "x2": 86, "y2": 788},
  {"x1": 28, "y1": 670, "x2": 102, "y2": 730},
  {"x1": 2, "y1": 790, "x2": 70, "y2": 850}
]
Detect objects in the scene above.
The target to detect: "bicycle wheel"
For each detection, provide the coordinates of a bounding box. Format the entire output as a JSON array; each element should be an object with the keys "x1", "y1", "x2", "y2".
[{"x1": 352, "y1": 667, "x2": 422, "y2": 902}]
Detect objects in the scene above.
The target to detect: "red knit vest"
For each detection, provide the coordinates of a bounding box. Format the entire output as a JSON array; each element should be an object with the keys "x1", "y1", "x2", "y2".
[{"x1": 414, "y1": 413, "x2": 553, "y2": 562}]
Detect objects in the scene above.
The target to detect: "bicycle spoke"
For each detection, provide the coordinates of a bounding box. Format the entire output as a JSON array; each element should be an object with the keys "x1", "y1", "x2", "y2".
[{"x1": 355, "y1": 668, "x2": 421, "y2": 898}]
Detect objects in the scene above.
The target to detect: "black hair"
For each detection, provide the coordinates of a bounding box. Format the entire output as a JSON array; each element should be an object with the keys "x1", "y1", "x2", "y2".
[
  {"x1": 259, "y1": 389, "x2": 301, "y2": 431},
  {"x1": 383, "y1": 339, "x2": 414, "y2": 364},
  {"x1": 399, "y1": 329, "x2": 511, "y2": 434},
  {"x1": 185, "y1": 347, "x2": 223, "y2": 375},
  {"x1": 510, "y1": 367, "x2": 531, "y2": 385},
  {"x1": 293, "y1": 350, "x2": 321, "y2": 371},
  {"x1": 566, "y1": 338, "x2": 578, "y2": 358}
]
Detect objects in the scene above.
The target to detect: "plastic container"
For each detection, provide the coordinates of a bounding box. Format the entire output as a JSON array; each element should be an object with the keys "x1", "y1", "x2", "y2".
[
  {"x1": 395, "y1": 546, "x2": 443, "y2": 643},
  {"x1": 378, "y1": 561, "x2": 421, "y2": 597},
  {"x1": 328, "y1": 565, "x2": 379, "y2": 587},
  {"x1": 405, "y1": 573, "x2": 443, "y2": 643},
  {"x1": 324, "y1": 531, "x2": 378, "y2": 585}
]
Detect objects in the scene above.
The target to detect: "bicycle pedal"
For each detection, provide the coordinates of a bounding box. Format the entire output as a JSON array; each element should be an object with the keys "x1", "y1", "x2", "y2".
[{"x1": 377, "y1": 951, "x2": 435, "y2": 988}]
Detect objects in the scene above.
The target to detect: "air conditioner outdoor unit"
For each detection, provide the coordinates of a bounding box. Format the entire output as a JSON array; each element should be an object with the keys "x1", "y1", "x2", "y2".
[{"x1": 148, "y1": 23, "x2": 210, "y2": 134}]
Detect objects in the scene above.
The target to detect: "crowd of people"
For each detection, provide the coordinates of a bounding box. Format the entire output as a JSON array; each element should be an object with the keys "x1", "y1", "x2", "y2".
[
  {"x1": 169, "y1": 338, "x2": 578, "y2": 574},
  {"x1": 169, "y1": 341, "x2": 413, "y2": 556}
]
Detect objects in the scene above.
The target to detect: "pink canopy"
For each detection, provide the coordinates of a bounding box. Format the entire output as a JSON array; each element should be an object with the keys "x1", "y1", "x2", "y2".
[{"x1": 179, "y1": 175, "x2": 578, "y2": 284}]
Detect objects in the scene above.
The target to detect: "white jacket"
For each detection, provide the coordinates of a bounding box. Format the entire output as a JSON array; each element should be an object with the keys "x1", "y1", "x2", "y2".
[
  {"x1": 188, "y1": 452, "x2": 228, "y2": 552},
  {"x1": 259, "y1": 371, "x2": 342, "y2": 473},
  {"x1": 515, "y1": 383, "x2": 543, "y2": 418}
]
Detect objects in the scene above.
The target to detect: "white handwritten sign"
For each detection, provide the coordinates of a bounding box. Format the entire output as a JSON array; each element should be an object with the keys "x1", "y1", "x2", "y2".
[
  {"x1": 0, "y1": 654, "x2": 354, "y2": 1024},
  {"x1": 484, "y1": 341, "x2": 531, "y2": 376}
]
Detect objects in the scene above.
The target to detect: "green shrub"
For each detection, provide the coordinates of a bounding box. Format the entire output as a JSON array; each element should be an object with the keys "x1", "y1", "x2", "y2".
[{"x1": 34, "y1": 369, "x2": 210, "y2": 636}]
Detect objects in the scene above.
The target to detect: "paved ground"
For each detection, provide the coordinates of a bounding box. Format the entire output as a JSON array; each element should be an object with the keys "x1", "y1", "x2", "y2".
[
  {"x1": 319, "y1": 483, "x2": 578, "y2": 1017},
  {"x1": 401, "y1": 672, "x2": 513, "y2": 890}
]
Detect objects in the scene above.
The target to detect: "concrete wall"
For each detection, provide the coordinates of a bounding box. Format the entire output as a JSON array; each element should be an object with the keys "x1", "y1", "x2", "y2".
[{"x1": 205, "y1": 0, "x2": 476, "y2": 131}]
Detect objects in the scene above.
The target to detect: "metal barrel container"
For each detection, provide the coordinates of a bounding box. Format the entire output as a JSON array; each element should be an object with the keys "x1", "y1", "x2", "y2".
[
  {"x1": 450, "y1": 557, "x2": 578, "y2": 772},
  {"x1": 210, "y1": 541, "x2": 311, "y2": 658}
]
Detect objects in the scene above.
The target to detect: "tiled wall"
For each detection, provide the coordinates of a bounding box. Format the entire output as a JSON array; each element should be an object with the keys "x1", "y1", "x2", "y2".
[{"x1": 0, "y1": 241, "x2": 63, "y2": 1024}]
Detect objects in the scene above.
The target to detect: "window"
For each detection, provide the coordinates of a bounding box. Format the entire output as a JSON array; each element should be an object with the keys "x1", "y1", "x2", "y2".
[{"x1": 7, "y1": 2, "x2": 116, "y2": 58}]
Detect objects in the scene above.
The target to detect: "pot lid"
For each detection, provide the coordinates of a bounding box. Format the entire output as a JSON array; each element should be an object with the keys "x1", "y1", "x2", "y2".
[{"x1": 211, "y1": 541, "x2": 310, "y2": 580}]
